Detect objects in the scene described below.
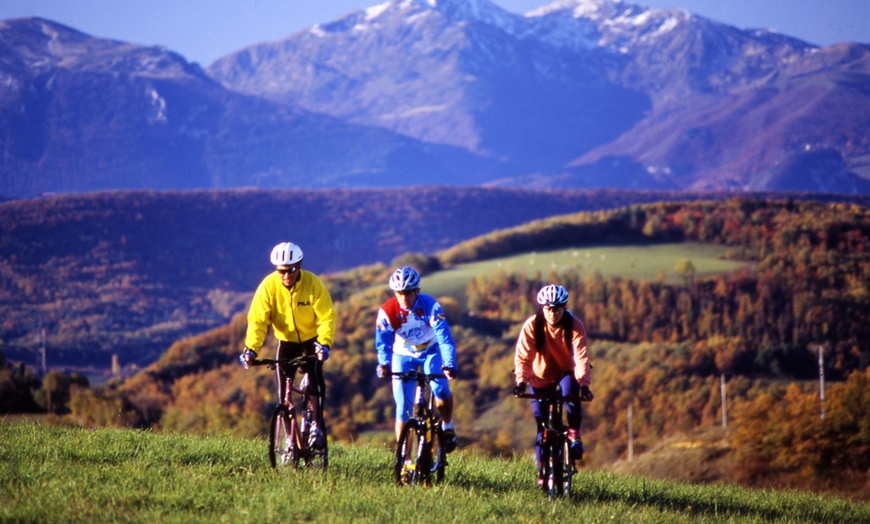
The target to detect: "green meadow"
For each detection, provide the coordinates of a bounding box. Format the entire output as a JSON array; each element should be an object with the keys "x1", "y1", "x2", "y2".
[
  {"x1": 2, "y1": 422, "x2": 866, "y2": 523},
  {"x1": 425, "y1": 242, "x2": 747, "y2": 300}
]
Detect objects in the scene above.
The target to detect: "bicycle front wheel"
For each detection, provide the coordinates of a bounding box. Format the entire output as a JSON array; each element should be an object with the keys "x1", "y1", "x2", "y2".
[
  {"x1": 269, "y1": 405, "x2": 299, "y2": 469},
  {"x1": 561, "y1": 436, "x2": 574, "y2": 498},
  {"x1": 395, "y1": 419, "x2": 429, "y2": 487},
  {"x1": 547, "y1": 435, "x2": 565, "y2": 499}
]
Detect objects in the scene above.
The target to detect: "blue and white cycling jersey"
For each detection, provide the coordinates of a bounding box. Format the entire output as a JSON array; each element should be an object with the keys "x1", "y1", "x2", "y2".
[{"x1": 375, "y1": 293, "x2": 456, "y2": 369}]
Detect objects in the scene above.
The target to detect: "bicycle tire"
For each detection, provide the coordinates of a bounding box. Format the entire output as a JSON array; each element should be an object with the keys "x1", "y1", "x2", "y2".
[
  {"x1": 561, "y1": 436, "x2": 574, "y2": 498},
  {"x1": 299, "y1": 403, "x2": 328, "y2": 471},
  {"x1": 300, "y1": 439, "x2": 328, "y2": 470},
  {"x1": 547, "y1": 434, "x2": 565, "y2": 499},
  {"x1": 428, "y1": 423, "x2": 447, "y2": 484},
  {"x1": 539, "y1": 436, "x2": 551, "y2": 495},
  {"x1": 269, "y1": 405, "x2": 299, "y2": 469},
  {"x1": 395, "y1": 419, "x2": 428, "y2": 487}
]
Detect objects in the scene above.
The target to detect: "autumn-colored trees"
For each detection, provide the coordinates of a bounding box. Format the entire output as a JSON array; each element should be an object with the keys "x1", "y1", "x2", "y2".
[{"x1": 733, "y1": 368, "x2": 870, "y2": 497}]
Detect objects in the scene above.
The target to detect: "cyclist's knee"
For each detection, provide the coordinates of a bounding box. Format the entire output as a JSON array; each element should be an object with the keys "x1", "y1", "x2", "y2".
[{"x1": 431, "y1": 381, "x2": 452, "y2": 400}]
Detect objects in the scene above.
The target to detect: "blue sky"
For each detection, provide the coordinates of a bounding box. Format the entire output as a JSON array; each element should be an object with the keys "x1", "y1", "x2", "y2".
[{"x1": 1, "y1": 0, "x2": 867, "y2": 66}]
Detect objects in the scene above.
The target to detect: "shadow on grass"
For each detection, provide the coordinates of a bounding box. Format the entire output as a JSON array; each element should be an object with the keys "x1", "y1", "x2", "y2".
[{"x1": 569, "y1": 473, "x2": 863, "y2": 524}]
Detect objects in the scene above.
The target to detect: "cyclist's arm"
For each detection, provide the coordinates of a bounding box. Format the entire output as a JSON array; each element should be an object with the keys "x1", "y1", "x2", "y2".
[
  {"x1": 244, "y1": 278, "x2": 274, "y2": 351},
  {"x1": 571, "y1": 317, "x2": 591, "y2": 387},
  {"x1": 375, "y1": 308, "x2": 396, "y2": 366},
  {"x1": 428, "y1": 299, "x2": 457, "y2": 370},
  {"x1": 311, "y1": 275, "x2": 336, "y2": 347},
  {"x1": 513, "y1": 316, "x2": 536, "y2": 386}
]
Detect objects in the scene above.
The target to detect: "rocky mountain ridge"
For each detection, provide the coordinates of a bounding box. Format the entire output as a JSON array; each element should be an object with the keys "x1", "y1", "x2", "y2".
[{"x1": 2, "y1": 0, "x2": 869, "y2": 198}]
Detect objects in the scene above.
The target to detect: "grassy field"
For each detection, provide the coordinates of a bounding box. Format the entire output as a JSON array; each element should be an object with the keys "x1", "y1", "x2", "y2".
[
  {"x1": 425, "y1": 242, "x2": 748, "y2": 300},
  {"x1": 2, "y1": 421, "x2": 867, "y2": 523}
]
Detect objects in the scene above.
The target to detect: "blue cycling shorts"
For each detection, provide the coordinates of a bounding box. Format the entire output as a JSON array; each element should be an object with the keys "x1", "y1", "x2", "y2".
[{"x1": 391, "y1": 345, "x2": 451, "y2": 423}]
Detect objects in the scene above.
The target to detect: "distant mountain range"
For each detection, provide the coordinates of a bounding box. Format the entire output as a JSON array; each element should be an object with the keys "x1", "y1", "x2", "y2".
[{"x1": 2, "y1": 0, "x2": 870, "y2": 198}]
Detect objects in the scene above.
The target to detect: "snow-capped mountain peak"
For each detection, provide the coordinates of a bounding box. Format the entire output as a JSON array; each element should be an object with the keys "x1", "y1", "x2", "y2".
[
  {"x1": 427, "y1": 0, "x2": 518, "y2": 29},
  {"x1": 3, "y1": 2, "x2": 867, "y2": 198},
  {"x1": 525, "y1": 0, "x2": 691, "y2": 52},
  {"x1": 528, "y1": 0, "x2": 631, "y2": 21},
  {"x1": 309, "y1": 0, "x2": 521, "y2": 38}
]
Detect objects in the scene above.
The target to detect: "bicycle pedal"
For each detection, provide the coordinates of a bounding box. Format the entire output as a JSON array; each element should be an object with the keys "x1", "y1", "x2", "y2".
[{"x1": 400, "y1": 462, "x2": 415, "y2": 485}]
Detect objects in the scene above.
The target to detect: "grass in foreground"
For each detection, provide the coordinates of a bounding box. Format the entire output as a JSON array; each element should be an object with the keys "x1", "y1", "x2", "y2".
[{"x1": 1, "y1": 422, "x2": 867, "y2": 523}]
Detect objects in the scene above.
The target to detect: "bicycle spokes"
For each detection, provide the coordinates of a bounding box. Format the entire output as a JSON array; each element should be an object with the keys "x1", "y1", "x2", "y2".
[{"x1": 269, "y1": 406, "x2": 299, "y2": 469}]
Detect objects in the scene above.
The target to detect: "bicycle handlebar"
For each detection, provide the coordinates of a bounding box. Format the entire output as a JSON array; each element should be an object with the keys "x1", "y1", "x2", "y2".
[
  {"x1": 249, "y1": 354, "x2": 318, "y2": 369},
  {"x1": 514, "y1": 392, "x2": 593, "y2": 402},
  {"x1": 388, "y1": 370, "x2": 448, "y2": 381}
]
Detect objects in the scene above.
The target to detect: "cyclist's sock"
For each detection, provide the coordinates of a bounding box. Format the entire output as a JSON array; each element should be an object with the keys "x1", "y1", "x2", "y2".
[
  {"x1": 442, "y1": 422, "x2": 457, "y2": 453},
  {"x1": 442, "y1": 421, "x2": 454, "y2": 431}
]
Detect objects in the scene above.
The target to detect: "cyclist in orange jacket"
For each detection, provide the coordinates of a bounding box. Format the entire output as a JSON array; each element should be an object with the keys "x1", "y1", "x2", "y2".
[
  {"x1": 514, "y1": 284, "x2": 593, "y2": 473},
  {"x1": 240, "y1": 242, "x2": 336, "y2": 448}
]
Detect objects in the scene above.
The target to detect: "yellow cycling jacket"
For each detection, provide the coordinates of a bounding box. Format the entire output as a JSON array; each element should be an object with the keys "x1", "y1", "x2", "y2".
[{"x1": 245, "y1": 270, "x2": 336, "y2": 351}]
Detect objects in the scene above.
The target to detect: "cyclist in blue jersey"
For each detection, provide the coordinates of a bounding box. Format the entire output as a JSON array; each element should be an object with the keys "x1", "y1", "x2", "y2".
[{"x1": 375, "y1": 266, "x2": 459, "y2": 452}]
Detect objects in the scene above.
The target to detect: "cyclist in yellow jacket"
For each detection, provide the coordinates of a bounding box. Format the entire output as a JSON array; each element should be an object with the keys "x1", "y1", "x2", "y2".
[{"x1": 240, "y1": 241, "x2": 336, "y2": 448}]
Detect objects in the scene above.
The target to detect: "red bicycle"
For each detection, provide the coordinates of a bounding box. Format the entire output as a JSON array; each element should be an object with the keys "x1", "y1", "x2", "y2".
[{"x1": 250, "y1": 354, "x2": 328, "y2": 471}]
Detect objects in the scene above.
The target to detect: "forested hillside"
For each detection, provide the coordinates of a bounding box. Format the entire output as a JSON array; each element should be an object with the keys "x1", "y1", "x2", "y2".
[
  {"x1": 7, "y1": 188, "x2": 862, "y2": 372},
  {"x1": 16, "y1": 197, "x2": 868, "y2": 498},
  {"x1": 2, "y1": 187, "x2": 728, "y2": 371}
]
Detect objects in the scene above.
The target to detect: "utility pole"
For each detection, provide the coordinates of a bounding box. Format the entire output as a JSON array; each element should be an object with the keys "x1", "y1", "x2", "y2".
[
  {"x1": 40, "y1": 327, "x2": 47, "y2": 376},
  {"x1": 37, "y1": 313, "x2": 47, "y2": 377},
  {"x1": 819, "y1": 345, "x2": 826, "y2": 419},
  {"x1": 627, "y1": 403, "x2": 634, "y2": 462},
  {"x1": 720, "y1": 373, "x2": 727, "y2": 428}
]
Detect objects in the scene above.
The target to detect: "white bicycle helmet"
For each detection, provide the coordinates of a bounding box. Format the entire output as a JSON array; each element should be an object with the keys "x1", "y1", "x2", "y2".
[
  {"x1": 389, "y1": 266, "x2": 421, "y2": 291},
  {"x1": 537, "y1": 284, "x2": 569, "y2": 307},
  {"x1": 270, "y1": 242, "x2": 303, "y2": 266}
]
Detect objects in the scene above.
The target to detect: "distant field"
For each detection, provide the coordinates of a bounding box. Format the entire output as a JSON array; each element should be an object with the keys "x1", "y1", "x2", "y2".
[{"x1": 425, "y1": 242, "x2": 749, "y2": 300}]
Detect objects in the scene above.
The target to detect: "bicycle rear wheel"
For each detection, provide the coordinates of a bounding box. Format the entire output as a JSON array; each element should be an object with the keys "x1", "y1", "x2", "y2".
[
  {"x1": 269, "y1": 405, "x2": 299, "y2": 469},
  {"x1": 428, "y1": 424, "x2": 447, "y2": 485},
  {"x1": 395, "y1": 419, "x2": 429, "y2": 487},
  {"x1": 300, "y1": 421, "x2": 328, "y2": 471}
]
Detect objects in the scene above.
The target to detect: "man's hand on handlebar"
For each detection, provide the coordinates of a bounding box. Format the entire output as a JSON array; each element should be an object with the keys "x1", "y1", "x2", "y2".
[
  {"x1": 580, "y1": 386, "x2": 594, "y2": 401},
  {"x1": 314, "y1": 342, "x2": 330, "y2": 362},
  {"x1": 442, "y1": 366, "x2": 457, "y2": 380},
  {"x1": 377, "y1": 364, "x2": 390, "y2": 379},
  {"x1": 239, "y1": 348, "x2": 257, "y2": 369},
  {"x1": 513, "y1": 382, "x2": 527, "y2": 396}
]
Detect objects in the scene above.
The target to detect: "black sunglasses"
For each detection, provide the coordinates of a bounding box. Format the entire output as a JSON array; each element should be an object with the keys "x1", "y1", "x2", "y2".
[{"x1": 277, "y1": 267, "x2": 299, "y2": 275}]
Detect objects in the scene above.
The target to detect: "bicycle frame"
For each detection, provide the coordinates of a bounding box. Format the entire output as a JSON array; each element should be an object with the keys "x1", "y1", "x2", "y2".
[
  {"x1": 391, "y1": 370, "x2": 448, "y2": 487},
  {"x1": 516, "y1": 388, "x2": 590, "y2": 498},
  {"x1": 250, "y1": 355, "x2": 328, "y2": 470}
]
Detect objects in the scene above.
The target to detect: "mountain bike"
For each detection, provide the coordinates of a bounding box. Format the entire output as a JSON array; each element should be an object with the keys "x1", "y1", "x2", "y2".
[
  {"x1": 249, "y1": 354, "x2": 328, "y2": 471},
  {"x1": 515, "y1": 386, "x2": 592, "y2": 499},
  {"x1": 390, "y1": 370, "x2": 449, "y2": 487}
]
